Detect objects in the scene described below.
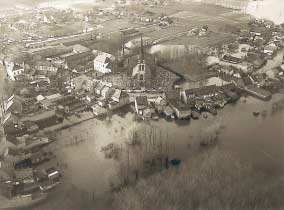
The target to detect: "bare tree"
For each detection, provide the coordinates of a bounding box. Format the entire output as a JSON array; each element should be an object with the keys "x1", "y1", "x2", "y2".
[{"x1": 114, "y1": 148, "x2": 284, "y2": 210}]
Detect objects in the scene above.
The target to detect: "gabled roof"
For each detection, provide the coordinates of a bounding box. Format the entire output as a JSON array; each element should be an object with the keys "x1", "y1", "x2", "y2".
[
  {"x1": 222, "y1": 55, "x2": 242, "y2": 64},
  {"x1": 62, "y1": 51, "x2": 95, "y2": 62},
  {"x1": 94, "y1": 53, "x2": 113, "y2": 64},
  {"x1": 165, "y1": 90, "x2": 179, "y2": 100},
  {"x1": 14, "y1": 168, "x2": 34, "y2": 181},
  {"x1": 185, "y1": 85, "x2": 217, "y2": 96},
  {"x1": 264, "y1": 43, "x2": 277, "y2": 51},
  {"x1": 135, "y1": 96, "x2": 148, "y2": 106},
  {"x1": 168, "y1": 99, "x2": 191, "y2": 111},
  {"x1": 112, "y1": 89, "x2": 122, "y2": 99}
]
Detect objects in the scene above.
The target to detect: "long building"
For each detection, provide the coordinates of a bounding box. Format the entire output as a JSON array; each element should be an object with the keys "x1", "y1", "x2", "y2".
[
  {"x1": 25, "y1": 32, "x2": 95, "y2": 49},
  {"x1": 244, "y1": 85, "x2": 272, "y2": 101}
]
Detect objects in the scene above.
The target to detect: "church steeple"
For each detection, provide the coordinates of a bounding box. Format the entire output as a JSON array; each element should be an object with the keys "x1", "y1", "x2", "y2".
[{"x1": 140, "y1": 35, "x2": 144, "y2": 60}]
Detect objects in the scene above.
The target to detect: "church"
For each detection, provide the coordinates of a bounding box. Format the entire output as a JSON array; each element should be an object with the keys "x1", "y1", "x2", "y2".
[
  {"x1": 101, "y1": 36, "x2": 179, "y2": 91},
  {"x1": 122, "y1": 36, "x2": 157, "y2": 89}
]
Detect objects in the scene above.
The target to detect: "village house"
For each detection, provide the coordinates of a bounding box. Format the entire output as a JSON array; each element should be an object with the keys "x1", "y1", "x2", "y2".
[
  {"x1": 97, "y1": 97, "x2": 107, "y2": 107},
  {"x1": 71, "y1": 75, "x2": 94, "y2": 93},
  {"x1": 164, "y1": 90, "x2": 191, "y2": 119},
  {"x1": 92, "y1": 104, "x2": 107, "y2": 116},
  {"x1": 181, "y1": 85, "x2": 218, "y2": 104},
  {"x1": 244, "y1": 84, "x2": 272, "y2": 100},
  {"x1": 108, "y1": 90, "x2": 129, "y2": 110},
  {"x1": 34, "y1": 60, "x2": 58, "y2": 75},
  {"x1": 263, "y1": 43, "x2": 277, "y2": 55},
  {"x1": 14, "y1": 168, "x2": 34, "y2": 183},
  {"x1": 37, "y1": 93, "x2": 62, "y2": 110},
  {"x1": 222, "y1": 55, "x2": 243, "y2": 64},
  {"x1": 101, "y1": 86, "x2": 114, "y2": 99},
  {"x1": 93, "y1": 52, "x2": 115, "y2": 75},
  {"x1": 163, "y1": 106, "x2": 174, "y2": 118},
  {"x1": 61, "y1": 51, "x2": 96, "y2": 73},
  {"x1": 168, "y1": 99, "x2": 191, "y2": 120},
  {"x1": 4, "y1": 58, "x2": 25, "y2": 81},
  {"x1": 111, "y1": 89, "x2": 122, "y2": 103},
  {"x1": 94, "y1": 82, "x2": 105, "y2": 96},
  {"x1": 219, "y1": 55, "x2": 254, "y2": 73},
  {"x1": 28, "y1": 45, "x2": 72, "y2": 60},
  {"x1": 134, "y1": 96, "x2": 149, "y2": 116}
]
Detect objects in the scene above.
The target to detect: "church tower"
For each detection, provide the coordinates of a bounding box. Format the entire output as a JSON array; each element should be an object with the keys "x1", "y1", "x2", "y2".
[{"x1": 131, "y1": 35, "x2": 152, "y2": 87}]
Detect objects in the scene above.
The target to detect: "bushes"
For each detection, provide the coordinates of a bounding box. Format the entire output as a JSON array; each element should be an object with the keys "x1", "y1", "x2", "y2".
[{"x1": 114, "y1": 148, "x2": 284, "y2": 210}]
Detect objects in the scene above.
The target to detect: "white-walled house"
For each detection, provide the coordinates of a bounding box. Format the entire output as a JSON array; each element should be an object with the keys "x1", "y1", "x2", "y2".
[
  {"x1": 111, "y1": 89, "x2": 122, "y2": 102},
  {"x1": 93, "y1": 51, "x2": 115, "y2": 74},
  {"x1": 4, "y1": 60, "x2": 25, "y2": 81},
  {"x1": 263, "y1": 43, "x2": 277, "y2": 55},
  {"x1": 35, "y1": 61, "x2": 58, "y2": 74}
]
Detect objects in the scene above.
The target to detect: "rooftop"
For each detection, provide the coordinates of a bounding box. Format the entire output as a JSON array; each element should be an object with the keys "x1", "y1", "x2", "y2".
[
  {"x1": 168, "y1": 99, "x2": 191, "y2": 111},
  {"x1": 135, "y1": 96, "x2": 148, "y2": 106},
  {"x1": 185, "y1": 85, "x2": 217, "y2": 96}
]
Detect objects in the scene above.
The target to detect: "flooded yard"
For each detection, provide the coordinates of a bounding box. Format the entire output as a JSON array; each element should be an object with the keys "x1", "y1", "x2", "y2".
[{"x1": 27, "y1": 91, "x2": 284, "y2": 210}]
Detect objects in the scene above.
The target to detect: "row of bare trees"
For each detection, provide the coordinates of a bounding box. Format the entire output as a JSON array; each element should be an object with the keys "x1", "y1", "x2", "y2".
[{"x1": 113, "y1": 147, "x2": 284, "y2": 210}]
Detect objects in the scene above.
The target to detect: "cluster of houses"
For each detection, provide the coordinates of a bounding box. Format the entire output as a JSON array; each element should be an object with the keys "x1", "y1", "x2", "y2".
[
  {"x1": 0, "y1": 144, "x2": 61, "y2": 207},
  {"x1": 133, "y1": 82, "x2": 239, "y2": 120},
  {"x1": 3, "y1": 43, "x2": 116, "y2": 82},
  {"x1": 207, "y1": 18, "x2": 284, "y2": 75},
  {"x1": 203, "y1": 19, "x2": 284, "y2": 102},
  {"x1": 0, "y1": 118, "x2": 61, "y2": 208},
  {"x1": 0, "y1": 90, "x2": 63, "y2": 207}
]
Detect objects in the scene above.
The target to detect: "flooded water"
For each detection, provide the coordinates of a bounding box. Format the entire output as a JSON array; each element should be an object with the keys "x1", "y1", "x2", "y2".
[
  {"x1": 28, "y1": 93, "x2": 284, "y2": 210},
  {"x1": 1, "y1": 49, "x2": 284, "y2": 210},
  {"x1": 246, "y1": 0, "x2": 284, "y2": 24},
  {"x1": 146, "y1": 94, "x2": 284, "y2": 176},
  {"x1": 34, "y1": 48, "x2": 284, "y2": 209},
  {"x1": 1, "y1": 47, "x2": 284, "y2": 210},
  {"x1": 1, "y1": 1, "x2": 284, "y2": 208}
]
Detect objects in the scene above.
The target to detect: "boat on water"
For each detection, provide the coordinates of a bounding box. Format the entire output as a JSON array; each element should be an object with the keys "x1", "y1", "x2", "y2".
[
  {"x1": 0, "y1": 192, "x2": 47, "y2": 210},
  {"x1": 253, "y1": 111, "x2": 260, "y2": 116}
]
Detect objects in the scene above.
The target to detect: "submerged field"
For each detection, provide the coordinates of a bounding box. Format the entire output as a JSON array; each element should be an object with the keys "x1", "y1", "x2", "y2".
[{"x1": 28, "y1": 93, "x2": 284, "y2": 210}]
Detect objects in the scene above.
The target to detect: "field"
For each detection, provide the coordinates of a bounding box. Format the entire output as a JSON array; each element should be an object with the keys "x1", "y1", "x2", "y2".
[
  {"x1": 163, "y1": 31, "x2": 236, "y2": 47},
  {"x1": 139, "y1": 1, "x2": 251, "y2": 46}
]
